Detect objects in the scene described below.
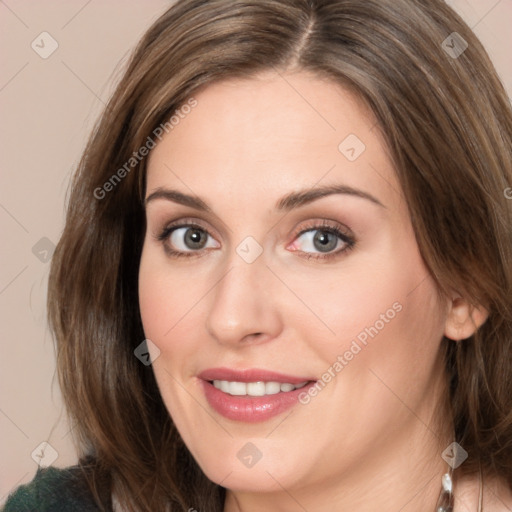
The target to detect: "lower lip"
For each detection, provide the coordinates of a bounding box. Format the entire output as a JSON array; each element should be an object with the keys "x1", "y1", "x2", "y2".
[{"x1": 200, "y1": 380, "x2": 316, "y2": 423}]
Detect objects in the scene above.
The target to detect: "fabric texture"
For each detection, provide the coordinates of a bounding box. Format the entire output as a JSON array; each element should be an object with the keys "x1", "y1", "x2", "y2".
[{"x1": 1, "y1": 465, "x2": 101, "y2": 511}]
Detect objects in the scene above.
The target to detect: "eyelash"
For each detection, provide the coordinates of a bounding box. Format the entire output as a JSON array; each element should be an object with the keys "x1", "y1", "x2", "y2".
[{"x1": 155, "y1": 218, "x2": 356, "y2": 262}]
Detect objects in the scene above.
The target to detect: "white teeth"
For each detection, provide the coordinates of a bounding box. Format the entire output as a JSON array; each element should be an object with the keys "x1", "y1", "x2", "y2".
[
  {"x1": 212, "y1": 380, "x2": 308, "y2": 396},
  {"x1": 247, "y1": 382, "x2": 266, "y2": 396},
  {"x1": 265, "y1": 382, "x2": 281, "y2": 395},
  {"x1": 229, "y1": 381, "x2": 247, "y2": 396}
]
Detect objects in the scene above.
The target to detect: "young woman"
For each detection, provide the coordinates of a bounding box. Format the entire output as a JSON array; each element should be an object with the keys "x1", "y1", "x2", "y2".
[{"x1": 3, "y1": 0, "x2": 512, "y2": 510}]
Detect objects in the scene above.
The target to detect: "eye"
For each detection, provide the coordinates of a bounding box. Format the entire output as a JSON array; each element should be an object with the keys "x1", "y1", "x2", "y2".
[
  {"x1": 288, "y1": 221, "x2": 355, "y2": 260},
  {"x1": 156, "y1": 222, "x2": 219, "y2": 257}
]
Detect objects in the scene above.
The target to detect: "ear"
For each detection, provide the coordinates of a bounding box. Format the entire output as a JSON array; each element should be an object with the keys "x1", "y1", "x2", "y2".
[{"x1": 443, "y1": 294, "x2": 489, "y2": 341}]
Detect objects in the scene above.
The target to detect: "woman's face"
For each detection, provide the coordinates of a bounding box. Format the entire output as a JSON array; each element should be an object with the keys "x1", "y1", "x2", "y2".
[{"x1": 139, "y1": 71, "x2": 449, "y2": 496}]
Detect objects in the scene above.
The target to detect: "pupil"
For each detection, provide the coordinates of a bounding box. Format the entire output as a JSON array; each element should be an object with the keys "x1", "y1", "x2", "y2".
[
  {"x1": 185, "y1": 228, "x2": 206, "y2": 249},
  {"x1": 314, "y1": 231, "x2": 337, "y2": 252}
]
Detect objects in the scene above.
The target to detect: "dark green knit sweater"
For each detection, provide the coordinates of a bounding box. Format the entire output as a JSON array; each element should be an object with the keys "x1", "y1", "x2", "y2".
[{"x1": 2, "y1": 465, "x2": 101, "y2": 511}]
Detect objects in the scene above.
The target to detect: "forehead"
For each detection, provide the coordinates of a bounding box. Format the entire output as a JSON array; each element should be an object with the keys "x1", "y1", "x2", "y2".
[{"x1": 146, "y1": 71, "x2": 399, "y2": 209}]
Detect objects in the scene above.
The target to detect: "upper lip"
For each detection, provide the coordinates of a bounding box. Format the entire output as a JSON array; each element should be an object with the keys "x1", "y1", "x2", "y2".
[{"x1": 198, "y1": 367, "x2": 316, "y2": 385}]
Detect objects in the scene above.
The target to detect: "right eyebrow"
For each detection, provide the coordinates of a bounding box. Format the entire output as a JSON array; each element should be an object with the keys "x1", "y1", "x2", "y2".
[{"x1": 145, "y1": 188, "x2": 212, "y2": 212}]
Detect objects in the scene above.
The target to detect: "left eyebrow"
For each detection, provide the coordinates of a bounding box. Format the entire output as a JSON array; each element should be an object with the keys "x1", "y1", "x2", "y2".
[{"x1": 276, "y1": 184, "x2": 386, "y2": 211}]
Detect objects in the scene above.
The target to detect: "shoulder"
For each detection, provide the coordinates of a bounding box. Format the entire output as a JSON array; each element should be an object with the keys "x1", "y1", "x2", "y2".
[
  {"x1": 2, "y1": 464, "x2": 101, "y2": 512},
  {"x1": 455, "y1": 473, "x2": 512, "y2": 512}
]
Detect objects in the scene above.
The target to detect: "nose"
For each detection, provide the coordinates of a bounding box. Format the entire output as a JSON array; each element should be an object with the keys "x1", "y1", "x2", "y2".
[{"x1": 204, "y1": 251, "x2": 283, "y2": 347}]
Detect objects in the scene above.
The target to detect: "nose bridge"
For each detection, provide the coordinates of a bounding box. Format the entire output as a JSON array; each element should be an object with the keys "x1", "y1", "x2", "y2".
[{"x1": 205, "y1": 243, "x2": 281, "y2": 345}]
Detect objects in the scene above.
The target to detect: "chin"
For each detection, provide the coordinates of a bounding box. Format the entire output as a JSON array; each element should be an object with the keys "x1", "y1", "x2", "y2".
[
  {"x1": 201, "y1": 440, "x2": 316, "y2": 495},
  {"x1": 205, "y1": 463, "x2": 295, "y2": 493}
]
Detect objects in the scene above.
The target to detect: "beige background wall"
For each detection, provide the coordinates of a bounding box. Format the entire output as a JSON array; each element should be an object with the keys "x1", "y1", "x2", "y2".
[{"x1": 0, "y1": 0, "x2": 511, "y2": 504}]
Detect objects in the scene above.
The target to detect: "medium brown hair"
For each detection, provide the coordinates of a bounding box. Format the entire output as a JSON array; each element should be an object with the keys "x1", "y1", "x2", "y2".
[{"x1": 48, "y1": 0, "x2": 512, "y2": 510}]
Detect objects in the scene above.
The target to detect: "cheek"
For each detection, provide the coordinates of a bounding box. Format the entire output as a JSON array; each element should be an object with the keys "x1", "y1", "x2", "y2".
[
  {"x1": 138, "y1": 267, "x2": 172, "y2": 345},
  {"x1": 138, "y1": 244, "x2": 212, "y2": 419},
  {"x1": 138, "y1": 248, "x2": 206, "y2": 426},
  {"x1": 342, "y1": 261, "x2": 445, "y2": 418},
  {"x1": 138, "y1": 245, "x2": 205, "y2": 344},
  {"x1": 287, "y1": 260, "x2": 434, "y2": 351}
]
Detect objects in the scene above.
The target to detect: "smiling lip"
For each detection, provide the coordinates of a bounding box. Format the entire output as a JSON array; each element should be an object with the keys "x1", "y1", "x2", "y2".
[
  {"x1": 198, "y1": 367, "x2": 317, "y2": 423},
  {"x1": 198, "y1": 367, "x2": 315, "y2": 384}
]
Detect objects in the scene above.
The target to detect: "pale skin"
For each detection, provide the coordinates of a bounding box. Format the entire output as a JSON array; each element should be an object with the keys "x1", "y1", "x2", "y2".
[{"x1": 137, "y1": 70, "x2": 510, "y2": 511}]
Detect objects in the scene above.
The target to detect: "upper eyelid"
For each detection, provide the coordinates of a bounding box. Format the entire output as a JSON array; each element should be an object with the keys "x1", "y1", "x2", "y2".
[
  {"x1": 295, "y1": 218, "x2": 352, "y2": 234},
  {"x1": 156, "y1": 217, "x2": 216, "y2": 236}
]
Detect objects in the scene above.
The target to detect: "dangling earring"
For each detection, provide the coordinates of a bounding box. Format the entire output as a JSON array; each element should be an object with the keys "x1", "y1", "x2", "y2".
[{"x1": 435, "y1": 468, "x2": 454, "y2": 512}]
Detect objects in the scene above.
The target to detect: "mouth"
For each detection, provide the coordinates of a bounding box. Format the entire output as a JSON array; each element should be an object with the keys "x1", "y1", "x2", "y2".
[{"x1": 198, "y1": 368, "x2": 317, "y2": 423}]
